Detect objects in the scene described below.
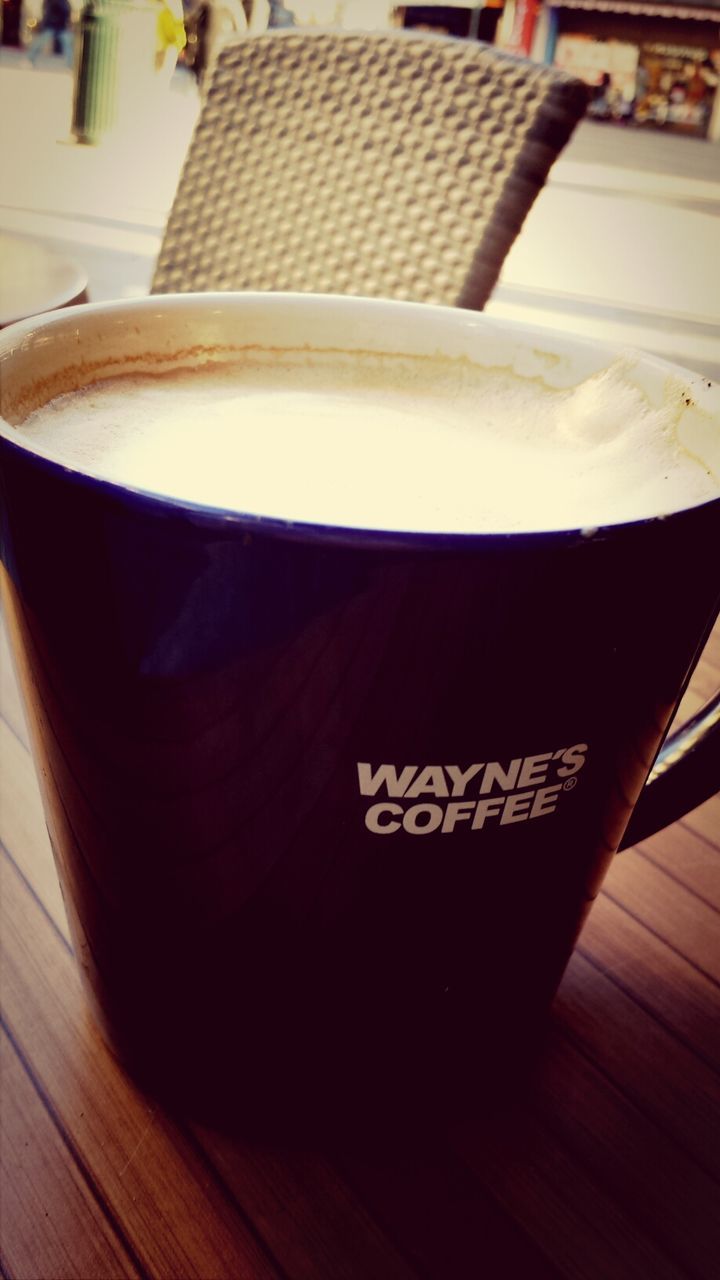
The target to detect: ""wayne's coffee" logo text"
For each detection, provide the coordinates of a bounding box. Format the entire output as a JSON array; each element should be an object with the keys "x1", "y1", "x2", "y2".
[{"x1": 357, "y1": 745, "x2": 588, "y2": 836}]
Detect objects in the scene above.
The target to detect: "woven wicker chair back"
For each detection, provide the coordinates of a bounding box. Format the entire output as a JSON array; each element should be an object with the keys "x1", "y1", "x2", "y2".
[{"x1": 152, "y1": 29, "x2": 587, "y2": 309}]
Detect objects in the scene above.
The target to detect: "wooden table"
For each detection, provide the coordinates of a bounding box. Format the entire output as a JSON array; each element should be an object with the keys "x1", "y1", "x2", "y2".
[
  {"x1": 1, "y1": 614, "x2": 718, "y2": 1280},
  {"x1": 0, "y1": 234, "x2": 88, "y2": 329}
]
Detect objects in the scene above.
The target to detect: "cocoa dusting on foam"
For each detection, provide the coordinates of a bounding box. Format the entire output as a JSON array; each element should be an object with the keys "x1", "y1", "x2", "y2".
[{"x1": 7, "y1": 350, "x2": 720, "y2": 534}]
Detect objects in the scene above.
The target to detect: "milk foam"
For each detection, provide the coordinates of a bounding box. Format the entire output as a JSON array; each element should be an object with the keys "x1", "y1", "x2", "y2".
[{"x1": 10, "y1": 351, "x2": 720, "y2": 533}]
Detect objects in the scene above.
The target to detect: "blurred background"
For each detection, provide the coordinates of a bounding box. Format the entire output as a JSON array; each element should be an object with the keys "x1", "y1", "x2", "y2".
[
  {"x1": 6, "y1": 0, "x2": 719, "y2": 134},
  {"x1": 1, "y1": 0, "x2": 719, "y2": 374}
]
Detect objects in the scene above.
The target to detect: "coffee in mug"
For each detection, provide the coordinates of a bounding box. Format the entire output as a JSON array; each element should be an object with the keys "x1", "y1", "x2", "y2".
[
  {"x1": 11, "y1": 349, "x2": 719, "y2": 532},
  {"x1": 1, "y1": 294, "x2": 718, "y2": 1120}
]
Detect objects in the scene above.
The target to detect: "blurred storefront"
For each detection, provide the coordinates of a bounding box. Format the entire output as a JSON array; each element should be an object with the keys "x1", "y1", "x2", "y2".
[
  {"x1": 498, "y1": 0, "x2": 720, "y2": 137},
  {"x1": 305, "y1": 0, "x2": 720, "y2": 141},
  {"x1": 10, "y1": 0, "x2": 713, "y2": 144},
  {"x1": 392, "y1": 2, "x2": 720, "y2": 138},
  {"x1": 633, "y1": 39, "x2": 719, "y2": 132},
  {"x1": 552, "y1": 30, "x2": 719, "y2": 134}
]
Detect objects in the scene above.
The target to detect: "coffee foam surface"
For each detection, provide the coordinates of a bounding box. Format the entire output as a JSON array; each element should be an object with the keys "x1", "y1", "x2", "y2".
[{"x1": 9, "y1": 350, "x2": 720, "y2": 533}]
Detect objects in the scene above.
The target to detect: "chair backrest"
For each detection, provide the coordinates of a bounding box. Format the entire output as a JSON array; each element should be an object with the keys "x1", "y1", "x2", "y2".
[{"x1": 152, "y1": 29, "x2": 587, "y2": 309}]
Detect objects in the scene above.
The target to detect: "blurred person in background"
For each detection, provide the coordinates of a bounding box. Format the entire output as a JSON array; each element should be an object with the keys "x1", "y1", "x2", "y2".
[
  {"x1": 183, "y1": 0, "x2": 275, "y2": 81},
  {"x1": 183, "y1": 0, "x2": 246, "y2": 79},
  {"x1": 588, "y1": 71, "x2": 612, "y2": 120},
  {"x1": 268, "y1": 0, "x2": 294, "y2": 23},
  {"x1": 27, "y1": 0, "x2": 73, "y2": 65},
  {"x1": 686, "y1": 56, "x2": 718, "y2": 134}
]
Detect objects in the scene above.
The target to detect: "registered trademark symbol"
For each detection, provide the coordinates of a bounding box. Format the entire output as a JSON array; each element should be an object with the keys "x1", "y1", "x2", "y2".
[{"x1": 563, "y1": 777, "x2": 578, "y2": 791}]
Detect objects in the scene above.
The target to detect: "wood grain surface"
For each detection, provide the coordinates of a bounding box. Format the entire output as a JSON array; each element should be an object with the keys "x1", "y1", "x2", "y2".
[{"x1": 1, "y1": 615, "x2": 718, "y2": 1280}]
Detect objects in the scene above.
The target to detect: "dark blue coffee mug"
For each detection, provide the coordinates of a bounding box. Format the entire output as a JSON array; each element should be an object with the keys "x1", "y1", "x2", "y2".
[{"x1": 1, "y1": 295, "x2": 718, "y2": 1114}]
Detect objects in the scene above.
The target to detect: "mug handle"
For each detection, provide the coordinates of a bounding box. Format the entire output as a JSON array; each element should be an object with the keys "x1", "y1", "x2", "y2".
[{"x1": 619, "y1": 692, "x2": 720, "y2": 850}]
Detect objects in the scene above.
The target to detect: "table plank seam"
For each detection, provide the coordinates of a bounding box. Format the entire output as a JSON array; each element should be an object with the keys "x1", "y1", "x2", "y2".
[
  {"x1": 1, "y1": 663, "x2": 133, "y2": 871},
  {"x1": 532, "y1": 1096, "x2": 710, "y2": 1279},
  {"x1": 326, "y1": 1168, "x2": 447, "y2": 1280},
  {"x1": 0, "y1": 772, "x2": 538, "y2": 1280},
  {"x1": 599, "y1": 888, "x2": 720, "y2": 987},
  {"x1": 576, "y1": 943, "x2": 720, "y2": 1077},
  {"x1": 0, "y1": 839, "x2": 72, "y2": 957},
  {"x1": 633, "y1": 846, "x2": 720, "y2": 914},
  {"x1": 334, "y1": 1152, "x2": 564, "y2": 1280},
  {"x1": 450, "y1": 1120, "x2": 681, "y2": 1280},
  {"x1": 677, "y1": 818, "x2": 720, "y2": 856},
  {"x1": 1, "y1": 850, "x2": 285, "y2": 1280},
  {"x1": 5, "y1": 716, "x2": 123, "y2": 936},
  {"x1": 559, "y1": 1023, "x2": 720, "y2": 1189},
  {"x1": 0, "y1": 710, "x2": 103, "y2": 943},
  {"x1": 0, "y1": 709, "x2": 29, "y2": 756},
  {"x1": 175, "y1": 1127, "x2": 296, "y2": 1280},
  {"x1": 527, "y1": 1042, "x2": 714, "y2": 1280},
  {"x1": 0, "y1": 1014, "x2": 152, "y2": 1280}
]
